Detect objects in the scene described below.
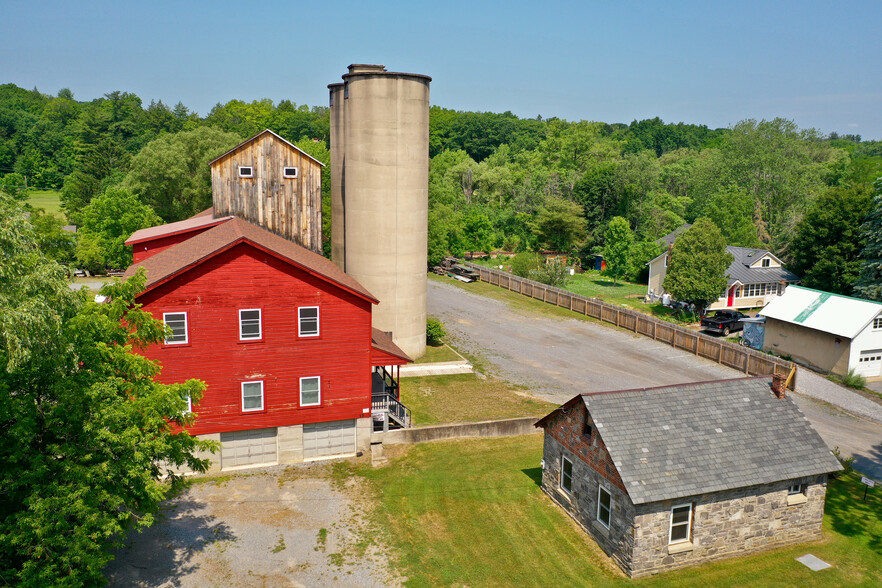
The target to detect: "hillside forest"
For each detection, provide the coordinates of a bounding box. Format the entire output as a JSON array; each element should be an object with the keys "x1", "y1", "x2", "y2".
[{"x1": 1, "y1": 82, "x2": 881, "y2": 299}]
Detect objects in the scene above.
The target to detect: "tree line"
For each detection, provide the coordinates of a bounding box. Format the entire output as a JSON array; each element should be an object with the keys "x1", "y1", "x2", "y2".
[{"x1": 1, "y1": 82, "x2": 881, "y2": 299}]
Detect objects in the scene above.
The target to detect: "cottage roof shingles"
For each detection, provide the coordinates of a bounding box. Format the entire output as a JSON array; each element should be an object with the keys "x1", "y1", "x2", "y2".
[
  {"x1": 124, "y1": 217, "x2": 378, "y2": 303},
  {"x1": 571, "y1": 378, "x2": 840, "y2": 504},
  {"x1": 724, "y1": 246, "x2": 799, "y2": 286}
]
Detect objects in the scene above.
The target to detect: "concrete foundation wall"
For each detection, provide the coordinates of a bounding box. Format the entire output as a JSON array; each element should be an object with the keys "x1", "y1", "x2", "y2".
[
  {"x1": 375, "y1": 416, "x2": 541, "y2": 445},
  {"x1": 763, "y1": 317, "x2": 851, "y2": 375}
]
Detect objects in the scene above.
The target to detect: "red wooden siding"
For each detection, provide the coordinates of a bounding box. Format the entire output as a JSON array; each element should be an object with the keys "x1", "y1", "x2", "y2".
[{"x1": 136, "y1": 242, "x2": 374, "y2": 436}]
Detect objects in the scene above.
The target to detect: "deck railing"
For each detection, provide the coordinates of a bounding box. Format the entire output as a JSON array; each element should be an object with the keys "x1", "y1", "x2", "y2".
[{"x1": 372, "y1": 393, "x2": 412, "y2": 429}]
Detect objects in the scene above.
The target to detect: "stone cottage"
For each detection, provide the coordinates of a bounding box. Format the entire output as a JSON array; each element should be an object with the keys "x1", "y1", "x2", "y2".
[{"x1": 535, "y1": 375, "x2": 841, "y2": 578}]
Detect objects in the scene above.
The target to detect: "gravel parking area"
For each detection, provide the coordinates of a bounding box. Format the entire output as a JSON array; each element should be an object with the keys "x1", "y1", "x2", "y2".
[
  {"x1": 105, "y1": 463, "x2": 399, "y2": 587},
  {"x1": 795, "y1": 368, "x2": 882, "y2": 424}
]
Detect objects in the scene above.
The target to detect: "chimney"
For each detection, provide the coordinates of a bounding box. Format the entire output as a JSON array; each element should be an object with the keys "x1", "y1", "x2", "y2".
[{"x1": 771, "y1": 373, "x2": 786, "y2": 399}]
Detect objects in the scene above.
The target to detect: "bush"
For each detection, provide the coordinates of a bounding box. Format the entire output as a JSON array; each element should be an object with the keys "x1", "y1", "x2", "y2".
[
  {"x1": 426, "y1": 318, "x2": 445, "y2": 346},
  {"x1": 510, "y1": 252, "x2": 542, "y2": 279},
  {"x1": 842, "y1": 368, "x2": 867, "y2": 389},
  {"x1": 830, "y1": 446, "x2": 855, "y2": 478}
]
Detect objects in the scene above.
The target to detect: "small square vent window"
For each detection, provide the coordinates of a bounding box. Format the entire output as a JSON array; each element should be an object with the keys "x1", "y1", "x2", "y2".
[
  {"x1": 283, "y1": 166, "x2": 299, "y2": 179},
  {"x1": 238, "y1": 166, "x2": 253, "y2": 178}
]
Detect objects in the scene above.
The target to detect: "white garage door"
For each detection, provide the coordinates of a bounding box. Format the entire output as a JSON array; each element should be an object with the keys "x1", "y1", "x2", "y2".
[
  {"x1": 220, "y1": 428, "x2": 278, "y2": 470},
  {"x1": 303, "y1": 420, "x2": 356, "y2": 461},
  {"x1": 856, "y1": 349, "x2": 882, "y2": 378}
]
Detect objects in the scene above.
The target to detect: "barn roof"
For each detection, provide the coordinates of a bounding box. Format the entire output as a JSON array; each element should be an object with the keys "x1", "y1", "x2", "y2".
[
  {"x1": 371, "y1": 328, "x2": 412, "y2": 365},
  {"x1": 760, "y1": 285, "x2": 882, "y2": 339},
  {"x1": 125, "y1": 213, "x2": 233, "y2": 245},
  {"x1": 207, "y1": 129, "x2": 326, "y2": 168},
  {"x1": 536, "y1": 377, "x2": 841, "y2": 505},
  {"x1": 124, "y1": 216, "x2": 377, "y2": 303}
]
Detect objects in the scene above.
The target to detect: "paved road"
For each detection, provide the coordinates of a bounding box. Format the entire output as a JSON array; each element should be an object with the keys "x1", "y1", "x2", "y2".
[{"x1": 428, "y1": 279, "x2": 882, "y2": 479}]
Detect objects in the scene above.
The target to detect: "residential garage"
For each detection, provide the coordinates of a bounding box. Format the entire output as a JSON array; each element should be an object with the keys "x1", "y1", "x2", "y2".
[
  {"x1": 303, "y1": 420, "x2": 357, "y2": 460},
  {"x1": 761, "y1": 286, "x2": 882, "y2": 380},
  {"x1": 220, "y1": 428, "x2": 279, "y2": 470}
]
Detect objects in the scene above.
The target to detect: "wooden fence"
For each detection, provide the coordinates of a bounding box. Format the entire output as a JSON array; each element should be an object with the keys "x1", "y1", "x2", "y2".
[{"x1": 460, "y1": 261, "x2": 796, "y2": 389}]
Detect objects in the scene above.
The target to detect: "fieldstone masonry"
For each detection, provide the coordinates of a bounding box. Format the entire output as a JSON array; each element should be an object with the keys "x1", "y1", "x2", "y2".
[{"x1": 539, "y1": 399, "x2": 827, "y2": 578}]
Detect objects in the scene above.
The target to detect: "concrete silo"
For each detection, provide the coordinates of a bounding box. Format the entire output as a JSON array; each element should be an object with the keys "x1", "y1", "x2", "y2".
[{"x1": 329, "y1": 64, "x2": 431, "y2": 359}]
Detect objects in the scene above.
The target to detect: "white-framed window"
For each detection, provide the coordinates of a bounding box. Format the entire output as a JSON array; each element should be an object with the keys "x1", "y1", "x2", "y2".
[
  {"x1": 874, "y1": 316, "x2": 882, "y2": 330},
  {"x1": 300, "y1": 376, "x2": 321, "y2": 406},
  {"x1": 859, "y1": 351, "x2": 882, "y2": 363},
  {"x1": 239, "y1": 309, "x2": 262, "y2": 340},
  {"x1": 788, "y1": 483, "x2": 806, "y2": 495},
  {"x1": 669, "y1": 503, "x2": 693, "y2": 544},
  {"x1": 241, "y1": 380, "x2": 264, "y2": 412},
  {"x1": 298, "y1": 306, "x2": 319, "y2": 337},
  {"x1": 186, "y1": 394, "x2": 192, "y2": 413},
  {"x1": 761, "y1": 257, "x2": 771, "y2": 268},
  {"x1": 560, "y1": 455, "x2": 573, "y2": 493},
  {"x1": 163, "y1": 312, "x2": 188, "y2": 344},
  {"x1": 597, "y1": 486, "x2": 612, "y2": 528},
  {"x1": 283, "y1": 166, "x2": 299, "y2": 179},
  {"x1": 238, "y1": 166, "x2": 253, "y2": 178}
]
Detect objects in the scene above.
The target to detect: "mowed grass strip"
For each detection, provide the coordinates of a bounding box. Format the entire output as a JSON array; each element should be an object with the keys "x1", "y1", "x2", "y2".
[
  {"x1": 351, "y1": 435, "x2": 881, "y2": 587},
  {"x1": 399, "y1": 373, "x2": 556, "y2": 426},
  {"x1": 414, "y1": 343, "x2": 462, "y2": 364},
  {"x1": 27, "y1": 189, "x2": 64, "y2": 215}
]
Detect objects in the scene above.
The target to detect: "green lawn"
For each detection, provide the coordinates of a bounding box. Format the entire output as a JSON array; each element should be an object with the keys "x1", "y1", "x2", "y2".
[
  {"x1": 400, "y1": 373, "x2": 556, "y2": 426},
  {"x1": 349, "y1": 435, "x2": 881, "y2": 587},
  {"x1": 27, "y1": 189, "x2": 64, "y2": 216},
  {"x1": 415, "y1": 343, "x2": 462, "y2": 364}
]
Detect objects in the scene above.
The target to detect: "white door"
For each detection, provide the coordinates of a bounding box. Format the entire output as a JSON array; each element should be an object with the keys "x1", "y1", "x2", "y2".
[
  {"x1": 303, "y1": 420, "x2": 357, "y2": 460},
  {"x1": 220, "y1": 428, "x2": 278, "y2": 470},
  {"x1": 855, "y1": 349, "x2": 882, "y2": 378}
]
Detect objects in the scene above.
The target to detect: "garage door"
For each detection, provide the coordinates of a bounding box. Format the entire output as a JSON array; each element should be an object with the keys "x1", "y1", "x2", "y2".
[
  {"x1": 220, "y1": 428, "x2": 278, "y2": 470},
  {"x1": 303, "y1": 420, "x2": 356, "y2": 461},
  {"x1": 856, "y1": 349, "x2": 882, "y2": 378}
]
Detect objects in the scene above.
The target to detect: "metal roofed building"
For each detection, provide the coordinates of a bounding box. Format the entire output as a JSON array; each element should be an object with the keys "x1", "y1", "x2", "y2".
[
  {"x1": 535, "y1": 376, "x2": 841, "y2": 577},
  {"x1": 760, "y1": 285, "x2": 882, "y2": 379}
]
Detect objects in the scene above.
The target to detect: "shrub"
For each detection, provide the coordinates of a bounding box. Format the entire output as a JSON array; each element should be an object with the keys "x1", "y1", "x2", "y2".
[
  {"x1": 510, "y1": 252, "x2": 542, "y2": 279},
  {"x1": 426, "y1": 318, "x2": 445, "y2": 346},
  {"x1": 830, "y1": 446, "x2": 855, "y2": 478},
  {"x1": 841, "y1": 368, "x2": 866, "y2": 389}
]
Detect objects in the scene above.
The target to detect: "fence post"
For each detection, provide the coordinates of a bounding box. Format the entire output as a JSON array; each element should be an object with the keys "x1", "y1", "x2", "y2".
[
  {"x1": 745, "y1": 354, "x2": 751, "y2": 374},
  {"x1": 718, "y1": 342, "x2": 723, "y2": 363},
  {"x1": 652, "y1": 321, "x2": 657, "y2": 340},
  {"x1": 616, "y1": 309, "x2": 620, "y2": 327}
]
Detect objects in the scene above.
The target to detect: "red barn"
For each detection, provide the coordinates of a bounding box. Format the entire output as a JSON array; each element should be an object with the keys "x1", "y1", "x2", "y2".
[{"x1": 124, "y1": 213, "x2": 411, "y2": 471}]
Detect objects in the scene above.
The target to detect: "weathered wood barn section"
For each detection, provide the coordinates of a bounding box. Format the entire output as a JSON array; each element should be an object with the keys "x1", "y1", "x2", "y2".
[{"x1": 209, "y1": 129, "x2": 324, "y2": 253}]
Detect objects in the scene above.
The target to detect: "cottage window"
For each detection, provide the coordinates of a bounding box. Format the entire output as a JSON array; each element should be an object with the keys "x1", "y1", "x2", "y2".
[
  {"x1": 241, "y1": 381, "x2": 264, "y2": 412},
  {"x1": 560, "y1": 455, "x2": 573, "y2": 493},
  {"x1": 669, "y1": 504, "x2": 692, "y2": 544},
  {"x1": 597, "y1": 486, "x2": 612, "y2": 528},
  {"x1": 283, "y1": 166, "x2": 299, "y2": 179},
  {"x1": 788, "y1": 483, "x2": 806, "y2": 495},
  {"x1": 238, "y1": 166, "x2": 253, "y2": 178},
  {"x1": 300, "y1": 376, "x2": 321, "y2": 406},
  {"x1": 239, "y1": 309, "x2": 262, "y2": 340},
  {"x1": 761, "y1": 257, "x2": 771, "y2": 267},
  {"x1": 298, "y1": 306, "x2": 319, "y2": 337},
  {"x1": 874, "y1": 316, "x2": 882, "y2": 330},
  {"x1": 163, "y1": 312, "x2": 188, "y2": 344}
]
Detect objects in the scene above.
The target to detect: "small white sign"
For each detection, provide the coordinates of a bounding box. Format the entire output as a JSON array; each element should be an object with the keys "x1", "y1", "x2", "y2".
[{"x1": 861, "y1": 476, "x2": 875, "y2": 488}]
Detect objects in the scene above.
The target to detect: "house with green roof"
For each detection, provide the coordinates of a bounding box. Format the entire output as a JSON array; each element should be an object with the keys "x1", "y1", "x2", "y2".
[{"x1": 760, "y1": 285, "x2": 882, "y2": 380}]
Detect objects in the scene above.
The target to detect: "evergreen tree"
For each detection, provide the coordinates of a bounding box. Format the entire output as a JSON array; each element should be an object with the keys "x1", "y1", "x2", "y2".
[
  {"x1": 854, "y1": 178, "x2": 882, "y2": 301},
  {"x1": 663, "y1": 218, "x2": 733, "y2": 313}
]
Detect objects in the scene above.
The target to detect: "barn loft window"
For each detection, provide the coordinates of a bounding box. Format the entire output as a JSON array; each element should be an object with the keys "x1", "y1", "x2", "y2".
[
  {"x1": 163, "y1": 312, "x2": 188, "y2": 345},
  {"x1": 298, "y1": 306, "x2": 319, "y2": 337},
  {"x1": 241, "y1": 381, "x2": 264, "y2": 412},
  {"x1": 238, "y1": 166, "x2": 254, "y2": 178},
  {"x1": 283, "y1": 166, "x2": 299, "y2": 179},
  {"x1": 300, "y1": 376, "x2": 321, "y2": 406},
  {"x1": 239, "y1": 309, "x2": 262, "y2": 340}
]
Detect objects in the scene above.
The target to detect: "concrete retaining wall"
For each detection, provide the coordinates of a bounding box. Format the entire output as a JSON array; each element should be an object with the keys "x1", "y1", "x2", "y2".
[{"x1": 374, "y1": 416, "x2": 541, "y2": 445}]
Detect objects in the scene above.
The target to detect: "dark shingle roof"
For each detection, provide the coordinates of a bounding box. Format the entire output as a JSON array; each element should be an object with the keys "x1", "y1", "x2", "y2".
[
  {"x1": 725, "y1": 246, "x2": 799, "y2": 286},
  {"x1": 578, "y1": 378, "x2": 841, "y2": 504},
  {"x1": 657, "y1": 223, "x2": 692, "y2": 247},
  {"x1": 371, "y1": 328, "x2": 412, "y2": 365},
  {"x1": 124, "y1": 217, "x2": 377, "y2": 303}
]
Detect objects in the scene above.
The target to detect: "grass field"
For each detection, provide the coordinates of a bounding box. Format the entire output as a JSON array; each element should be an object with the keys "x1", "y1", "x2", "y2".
[
  {"x1": 350, "y1": 435, "x2": 881, "y2": 587},
  {"x1": 27, "y1": 189, "x2": 64, "y2": 215},
  {"x1": 400, "y1": 373, "x2": 556, "y2": 426},
  {"x1": 414, "y1": 343, "x2": 462, "y2": 364}
]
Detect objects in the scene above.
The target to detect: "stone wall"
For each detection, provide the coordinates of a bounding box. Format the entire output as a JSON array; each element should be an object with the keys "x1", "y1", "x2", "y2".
[{"x1": 630, "y1": 475, "x2": 827, "y2": 577}]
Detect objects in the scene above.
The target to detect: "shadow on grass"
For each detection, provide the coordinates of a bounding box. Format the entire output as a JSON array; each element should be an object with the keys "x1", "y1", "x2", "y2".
[
  {"x1": 824, "y1": 469, "x2": 881, "y2": 553},
  {"x1": 522, "y1": 467, "x2": 543, "y2": 487},
  {"x1": 589, "y1": 280, "x2": 628, "y2": 288}
]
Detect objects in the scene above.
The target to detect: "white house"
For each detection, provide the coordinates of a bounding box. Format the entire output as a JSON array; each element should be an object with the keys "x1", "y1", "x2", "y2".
[{"x1": 760, "y1": 285, "x2": 882, "y2": 380}]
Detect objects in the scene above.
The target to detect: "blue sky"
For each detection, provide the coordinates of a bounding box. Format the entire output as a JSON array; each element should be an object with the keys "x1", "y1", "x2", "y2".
[{"x1": 3, "y1": 0, "x2": 880, "y2": 138}]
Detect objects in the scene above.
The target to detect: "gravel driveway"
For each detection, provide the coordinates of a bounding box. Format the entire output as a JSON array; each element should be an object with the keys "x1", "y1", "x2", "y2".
[
  {"x1": 428, "y1": 278, "x2": 882, "y2": 479},
  {"x1": 105, "y1": 463, "x2": 399, "y2": 587}
]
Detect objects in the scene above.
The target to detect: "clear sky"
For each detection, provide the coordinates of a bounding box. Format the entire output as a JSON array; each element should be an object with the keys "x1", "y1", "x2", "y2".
[{"x1": 3, "y1": 0, "x2": 880, "y2": 138}]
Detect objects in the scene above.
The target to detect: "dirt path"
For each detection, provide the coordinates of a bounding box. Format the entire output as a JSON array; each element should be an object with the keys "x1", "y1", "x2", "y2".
[
  {"x1": 105, "y1": 465, "x2": 400, "y2": 587},
  {"x1": 428, "y1": 278, "x2": 882, "y2": 479}
]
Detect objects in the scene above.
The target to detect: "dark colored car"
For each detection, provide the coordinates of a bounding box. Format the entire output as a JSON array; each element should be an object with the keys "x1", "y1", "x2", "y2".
[{"x1": 700, "y1": 310, "x2": 747, "y2": 336}]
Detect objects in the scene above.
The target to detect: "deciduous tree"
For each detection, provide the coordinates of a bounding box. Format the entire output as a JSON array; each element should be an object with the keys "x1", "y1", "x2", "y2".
[
  {"x1": 603, "y1": 216, "x2": 634, "y2": 284},
  {"x1": 854, "y1": 178, "x2": 882, "y2": 301},
  {"x1": 663, "y1": 218, "x2": 733, "y2": 313}
]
